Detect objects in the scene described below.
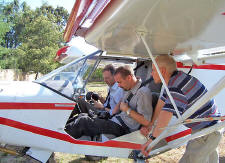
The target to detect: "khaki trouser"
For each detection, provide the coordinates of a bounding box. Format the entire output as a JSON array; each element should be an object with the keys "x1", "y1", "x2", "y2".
[{"x1": 179, "y1": 129, "x2": 223, "y2": 163}]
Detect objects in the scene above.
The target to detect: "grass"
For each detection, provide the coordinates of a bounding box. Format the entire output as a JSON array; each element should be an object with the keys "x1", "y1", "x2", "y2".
[
  {"x1": 86, "y1": 83, "x2": 108, "y2": 97},
  {"x1": 54, "y1": 153, "x2": 134, "y2": 163}
]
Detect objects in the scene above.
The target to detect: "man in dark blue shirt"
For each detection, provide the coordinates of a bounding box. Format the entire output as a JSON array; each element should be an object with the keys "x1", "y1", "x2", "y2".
[{"x1": 141, "y1": 54, "x2": 222, "y2": 163}]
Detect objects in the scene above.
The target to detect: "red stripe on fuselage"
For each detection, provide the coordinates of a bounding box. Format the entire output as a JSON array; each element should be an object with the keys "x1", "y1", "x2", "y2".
[
  {"x1": 165, "y1": 128, "x2": 192, "y2": 142},
  {"x1": 176, "y1": 62, "x2": 225, "y2": 70},
  {"x1": 0, "y1": 117, "x2": 141, "y2": 149},
  {"x1": 0, "y1": 117, "x2": 191, "y2": 149},
  {"x1": 0, "y1": 103, "x2": 75, "y2": 110}
]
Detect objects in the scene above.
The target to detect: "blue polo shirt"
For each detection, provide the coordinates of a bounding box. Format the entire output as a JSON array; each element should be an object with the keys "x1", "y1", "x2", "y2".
[
  {"x1": 161, "y1": 70, "x2": 220, "y2": 130},
  {"x1": 103, "y1": 82, "x2": 124, "y2": 115}
]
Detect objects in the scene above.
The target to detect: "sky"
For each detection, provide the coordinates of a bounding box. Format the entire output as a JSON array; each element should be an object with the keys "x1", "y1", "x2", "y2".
[{"x1": 22, "y1": 0, "x2": 75, "y2": 13}]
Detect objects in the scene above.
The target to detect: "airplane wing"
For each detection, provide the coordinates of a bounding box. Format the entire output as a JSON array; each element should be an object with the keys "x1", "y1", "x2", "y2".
[{"x1": 64, "y1": 0, "x2": 225, "y2": 59}]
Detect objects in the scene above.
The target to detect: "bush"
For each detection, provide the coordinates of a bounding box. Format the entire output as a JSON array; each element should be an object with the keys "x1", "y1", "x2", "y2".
[{"x1": 84, "y1": 67, "x2": 103, "y2": 82}]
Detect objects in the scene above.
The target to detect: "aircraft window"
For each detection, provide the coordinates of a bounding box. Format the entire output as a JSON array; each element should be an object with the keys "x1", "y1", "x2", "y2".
[{"x1": 35, "y1": 50, "x2": 103, "y2": 99}]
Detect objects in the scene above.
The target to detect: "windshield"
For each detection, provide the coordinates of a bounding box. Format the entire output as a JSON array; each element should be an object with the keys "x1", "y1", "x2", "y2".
[{"x1": 35, "y1": 50, "x2": 102, "y2": 99}]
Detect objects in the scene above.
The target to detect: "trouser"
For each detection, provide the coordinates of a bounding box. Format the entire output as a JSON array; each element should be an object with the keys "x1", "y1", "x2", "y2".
[
  {"x1": 68, "y1": 98, "x2": 99, "y2": 119},
  {"x1": 65, "y1": 113, "x2": 129, "y2": 139},
  {"x1": 179, "y1": 129, "x2": 223, "y2": 163},
  {"x1": 77, "y1": 98, "x2": 99, "y2": 114}
]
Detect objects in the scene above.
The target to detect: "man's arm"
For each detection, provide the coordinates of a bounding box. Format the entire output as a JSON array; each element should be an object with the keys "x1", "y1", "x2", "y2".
[
  {"x1": 98, "y1": 95, "x2": 105, "y2": 104},
  {"x1": 120, "y1": 102, "x2": 149, "y2": 126},
  {"x1": 129, "y1": 108, "x2": 150, "y2": 126},
  {"x1": 110, "y1": 88, "x2": 124, "y2": 115},
  {"x1": 111, "y1": 102, "x2": 121, "y2": 115},
  {"x1": 151, "y1": 110, "x2": 173, "y2": 137},
  {"x1": 140, "y1": 98, "x2": 165, "y2": 136},
  {"x1": 149, "y1": 99, "x2": 165, "y2": 126},
  {"x1": 120, "y1": 88, "x2": 153, "y2": 127},
  {"x1": 141, "y1": 110, "x2": 173, "y2": 156}
]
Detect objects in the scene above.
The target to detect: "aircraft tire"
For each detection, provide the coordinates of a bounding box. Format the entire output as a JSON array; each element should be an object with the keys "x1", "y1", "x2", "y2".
[
  {"x1": 85, "y1": 155, "x2": 107, "y2": 161},
  {"x1": 47, "y1": 153, "x2": 56, "y2": 163}
]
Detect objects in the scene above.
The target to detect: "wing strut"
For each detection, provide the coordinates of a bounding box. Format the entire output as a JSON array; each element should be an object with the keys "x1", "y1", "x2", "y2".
[
  {"x1": 138, "y1": 32, "x2": 182, "y2": 120},
  {"x1": 135, "y1": 32, "x2": 225, "y2": 160},
  {"x1": 136, "y1": 32, "x2": 183, "y2": 154}
]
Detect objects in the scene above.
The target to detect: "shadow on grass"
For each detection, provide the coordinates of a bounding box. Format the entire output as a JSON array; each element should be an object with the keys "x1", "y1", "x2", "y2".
[
  {"x1": 68, "y1": 157, "x2": 90, "y2": 163},
  {"x1": 219, "y1": 157, "x2": 225, "y2": 163},
  {"x1": 68, "y1": 156, "x2": 106, "y2": 163}
]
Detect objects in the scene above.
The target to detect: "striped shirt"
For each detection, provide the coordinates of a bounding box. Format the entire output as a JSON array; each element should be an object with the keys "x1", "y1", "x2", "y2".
[{"x1": 161, "y1": 71, "x2": 220, "y2": 130}]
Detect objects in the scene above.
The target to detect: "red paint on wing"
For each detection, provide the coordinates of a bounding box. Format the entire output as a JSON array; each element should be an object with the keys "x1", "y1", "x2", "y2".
[
  {"x1": 165, "y1": 128, "x2": 192, "y2": 142},
  {"x1": 0, "y1": 117, "x2": 141, "y2": 149},
  {"x1": 177, "y1": 62, "x2": 225, "y2": 70},
  {"x1": 0, "y1": 102, "x2": 75, "y2": 110},
  {"x1": 0, "y1": 116, "x2": 192, "y2": 149}
]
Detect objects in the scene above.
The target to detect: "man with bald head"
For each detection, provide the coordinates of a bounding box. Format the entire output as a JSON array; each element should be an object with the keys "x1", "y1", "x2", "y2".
[{"x1": 141, "y1": 54, "x2": 222, "y2": 163}]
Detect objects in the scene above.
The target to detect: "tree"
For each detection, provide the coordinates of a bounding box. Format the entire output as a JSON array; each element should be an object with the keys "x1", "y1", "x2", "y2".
[
  {"x1": 0, "y1": 17, "x2": 10, "y2": 45},
  {"x1": 0, "y1": 16, "x2": 10, "y2": 46},
  {"x1": 2, "y1": 1, "x2": 69, "y2": 48},
  {"x1": 84, "y1": 67, "x2": 104, "y2": 82},
  {"x1": 36, "y1": 3, "x2": 69, "y2": 31},
  {"x1": 16, "y1": 15, "x2": 62, "y2": 78},
  {"x1": 2, "y1": 0, "x2": 36, "y2": 48},
  {"x1": 0, "y1": 1, "x2": 69, "y2": 77},
  {"x1": 0, "y1": 0, "x2": 11, "y2": 69},
  {"x1": 0, "y1": 0, "x2": 11, "y2": 45}
]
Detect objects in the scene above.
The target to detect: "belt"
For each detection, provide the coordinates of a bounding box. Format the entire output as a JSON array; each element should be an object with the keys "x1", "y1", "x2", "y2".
[{"x1": 116, "y1": 116, "x2": 130, "y2": 133}]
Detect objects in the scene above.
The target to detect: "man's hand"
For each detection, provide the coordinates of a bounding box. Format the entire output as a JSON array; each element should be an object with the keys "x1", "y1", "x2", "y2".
[
  {"x1": 112, "y1": 102, "x2": 121, "y2": 115},
  {"x1": 93, "y1": 100, "x2": 104, "y2": 109},
  {"x1": 98, "y1": 93, "x2": 105, "y2": 104},
  {"x1": 140, "y1": 123, "x2": 153, "y2": 137},
  {"x1": 120, "y1": 102, "x2": 129, "y2": 112},
  {"x1": 105, "y1": 107, "x2": 111, "y2": 112},
  {"x1": 140, "y1": 126, "x2": 150, "y2": 137},
  {"x1": 141, "y1": 111, "x2": 173, "y2": 157},
  {"x1": 141, "y1": 140, "x2": 152, "y2": 157}
]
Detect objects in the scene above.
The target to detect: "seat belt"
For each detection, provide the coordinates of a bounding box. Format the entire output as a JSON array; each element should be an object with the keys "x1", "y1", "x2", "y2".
[
  {"x1": 104, "y1": 90, "x2": 111, "y2": 109},
  {"x1": 126, "y1": 77, "x2": 153, "y2": 103},
  {"x1": 115, "y1": 116, "x2": 130, "y2": 134},
  {"x1": 112, "y1": 77, "x2": 153, "y2": 118}
]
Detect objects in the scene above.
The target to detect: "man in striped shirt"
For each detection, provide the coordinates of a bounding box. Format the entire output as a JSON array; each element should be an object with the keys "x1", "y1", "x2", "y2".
[{"x1": 141, "y1": 54, "x2": 222, "y2": 163}]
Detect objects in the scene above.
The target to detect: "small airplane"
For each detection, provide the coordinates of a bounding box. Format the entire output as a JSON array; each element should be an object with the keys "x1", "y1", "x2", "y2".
[{"x1": 1, "y1": 0, "x2": 225, "y2": 162}]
